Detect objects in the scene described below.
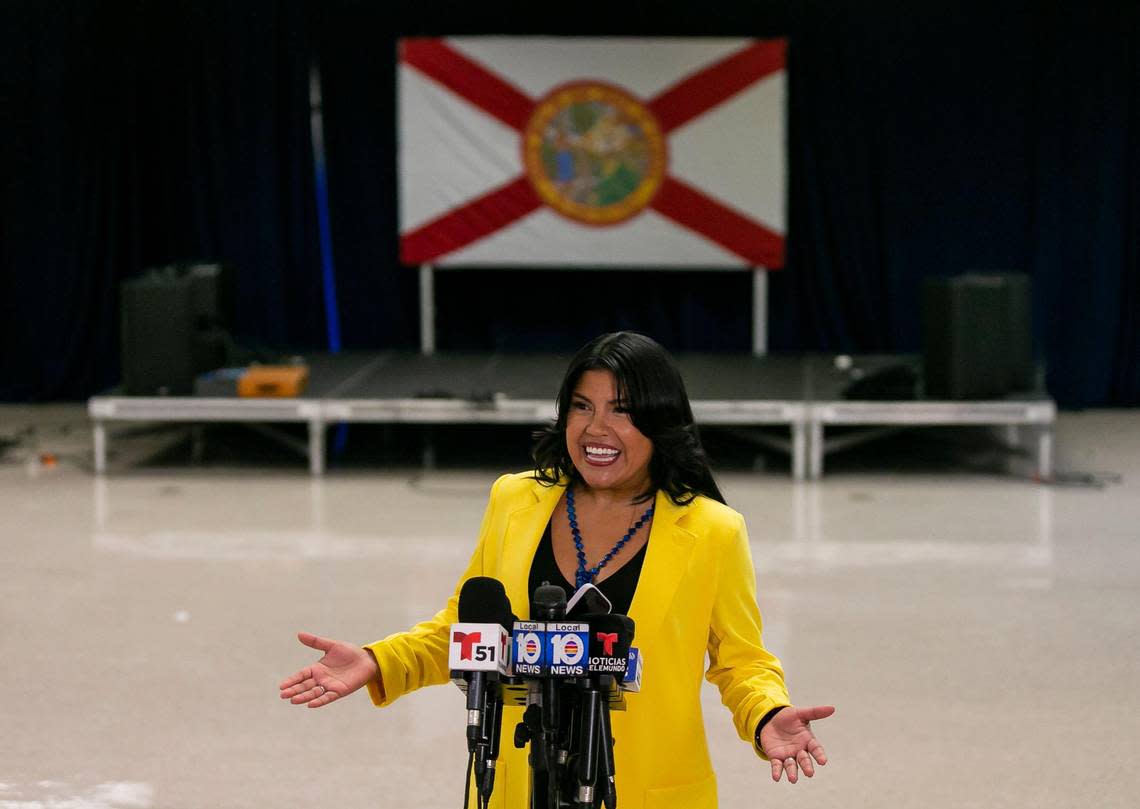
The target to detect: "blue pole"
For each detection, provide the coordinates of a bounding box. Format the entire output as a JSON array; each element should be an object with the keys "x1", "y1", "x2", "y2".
[{"x1": 309, "y1": 60, "x2": 348, "y2": 457}]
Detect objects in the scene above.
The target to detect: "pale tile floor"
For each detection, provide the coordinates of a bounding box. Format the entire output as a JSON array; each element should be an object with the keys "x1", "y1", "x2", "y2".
[{"x1": 1, "y1": 407, "x2": 1138, "y2": 808}]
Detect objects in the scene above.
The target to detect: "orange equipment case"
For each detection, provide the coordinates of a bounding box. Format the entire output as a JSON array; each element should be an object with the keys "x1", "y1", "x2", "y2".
[{"x1": 237, "y1": 365, "x2": 309, "y2": 398}]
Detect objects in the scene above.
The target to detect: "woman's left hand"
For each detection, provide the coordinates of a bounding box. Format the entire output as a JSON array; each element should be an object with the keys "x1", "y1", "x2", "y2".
[{"x1": 760, "y1": 704, "x2": 835, "y2": 783}]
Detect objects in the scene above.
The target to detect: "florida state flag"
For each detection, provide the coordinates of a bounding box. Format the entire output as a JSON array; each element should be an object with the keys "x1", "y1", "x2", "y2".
[{"x1": 398, "y1": 37, "x2": 786, "y2": 267}]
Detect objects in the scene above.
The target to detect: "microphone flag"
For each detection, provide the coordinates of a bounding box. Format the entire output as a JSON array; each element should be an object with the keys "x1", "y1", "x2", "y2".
[
  {"x1": 621, "y1": 648, "x2": 643, "y2": 693},
  {"x1": 546, "y1": 621, "x2": 589, "y2": 676},
  {"x1": 448, "y1": 623, "x2": 511, "y2": 674},
  {"x1": 588, "y1": 637, "x2": 629, "y2": 675},
  {"x1": 511, "y1": 621, "x2": 547, "y2": 676}
]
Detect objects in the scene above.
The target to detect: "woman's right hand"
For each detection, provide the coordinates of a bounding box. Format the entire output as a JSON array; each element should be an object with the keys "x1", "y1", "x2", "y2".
[{"x1": 278, "y1": 632, "x2": 380, "y2": 708}]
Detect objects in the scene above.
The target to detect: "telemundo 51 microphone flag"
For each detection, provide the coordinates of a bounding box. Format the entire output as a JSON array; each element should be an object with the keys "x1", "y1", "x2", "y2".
[{"x1": 398, "y1": 37, "x2": 787, "y2": 267}]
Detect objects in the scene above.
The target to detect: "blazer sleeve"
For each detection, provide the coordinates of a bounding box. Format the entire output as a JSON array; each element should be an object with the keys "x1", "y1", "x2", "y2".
[
  {"x1": 362, "y1": 473, "x2": 510, "y2": 707},
  {"x1": 704, "y1": 511, "x2": 791, "y2": 759}
]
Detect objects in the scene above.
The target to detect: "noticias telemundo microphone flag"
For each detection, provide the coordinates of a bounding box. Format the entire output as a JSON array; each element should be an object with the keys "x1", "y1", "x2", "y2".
[{"x1": 398, "y1": 37, "x2": 786, "y2": 267}]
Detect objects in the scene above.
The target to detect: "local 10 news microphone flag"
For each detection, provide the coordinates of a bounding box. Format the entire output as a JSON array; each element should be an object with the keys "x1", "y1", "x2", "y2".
[{"x1": 398, "y1": 37, "x2": 787, "y2": 267}]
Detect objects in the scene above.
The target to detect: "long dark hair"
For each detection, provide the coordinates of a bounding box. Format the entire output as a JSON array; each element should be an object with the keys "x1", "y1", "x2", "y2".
[{"x1": 532, "y1": 332, "x2": 726, "y2": 506}]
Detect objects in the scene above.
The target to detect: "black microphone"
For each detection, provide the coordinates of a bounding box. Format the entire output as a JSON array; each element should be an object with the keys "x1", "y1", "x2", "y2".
[
  {"x1": 531, "y1": 582, "x2": 567, "y2": 621},
  {"x1": 531, "y1": 583, "x2": 567, "y2": 809},
  {"x1": 584, "y1": 614, "x2": 635, "y2": 809},
  {"x1": 455, "y1": 577, "x2": 515, "y2": 805},
  {"x1": 586, "y1": 614, "x2": 635, "y2": 686},
  {"x1": 456, "y1": 577, "x2": 514, "y2": 751}
]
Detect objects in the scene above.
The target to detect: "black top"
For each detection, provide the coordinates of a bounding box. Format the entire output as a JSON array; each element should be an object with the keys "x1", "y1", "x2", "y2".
[{"x1": 528, "y1": 519, "x2": 649, "y2": 618}]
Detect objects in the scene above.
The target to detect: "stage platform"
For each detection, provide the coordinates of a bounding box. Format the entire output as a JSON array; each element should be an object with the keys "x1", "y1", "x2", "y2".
[{"x1": 87, "y1": 352, "x2": 1055, "y2": 479}]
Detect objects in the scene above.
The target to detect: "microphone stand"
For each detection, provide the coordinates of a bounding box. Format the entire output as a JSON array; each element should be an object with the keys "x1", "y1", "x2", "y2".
[
  {"x1": 476, "y1": 684, "x2": 504, "y2": 803},
  {"x1": 572, "y1": 679, "x2": 602, "y2": 808},
  {"x1": 521, "y1": 696, "x2": 552, "y2": 809},
  {"x1": 530, "y1": 584, "x2": 567, "y2": 809},
  {"x1": 597, "y1": 692, "x2": 618, "y2": 809},
  {"x1": 517, "y1": 587, "x2": 634, "y2": 809}
]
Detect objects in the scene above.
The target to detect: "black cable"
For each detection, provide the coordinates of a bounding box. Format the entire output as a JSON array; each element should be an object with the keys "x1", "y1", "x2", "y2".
[{"x1": 464, "y1": 750, "x2": 474, "y2": 809}]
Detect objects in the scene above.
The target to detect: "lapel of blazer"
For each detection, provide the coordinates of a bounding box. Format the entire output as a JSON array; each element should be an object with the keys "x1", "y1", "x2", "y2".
[
  {"x1": 498, "y1": 477, "x2": 564, "y2": 619},
  {"x1": 627, "y1": 489, "x2": 697, "y2": 645}
]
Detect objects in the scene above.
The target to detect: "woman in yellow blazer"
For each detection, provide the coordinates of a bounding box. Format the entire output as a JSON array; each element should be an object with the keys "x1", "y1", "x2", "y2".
[{"x1": 280, "y1": 332, "x2": 833, "y2": 808}]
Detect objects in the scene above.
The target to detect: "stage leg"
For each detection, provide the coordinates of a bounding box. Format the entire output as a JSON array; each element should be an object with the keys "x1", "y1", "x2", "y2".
[
  {"x1": 792, "y1": 422, "x2": 806, "y2": 480},
  {"x1": 93, "y1": 421, "x2": 107, "y2": 475},
  {"x1": 191, "y1": 426, "x2": 205, "y2": 465},
  {"x1": 808, "y1": 421, "x2": 824, "y2": 480},
  {"x1": 752, "y1": 267, "x2": 768, "y2": 357},
  {"x1": 422, "y1": 426, "x2": 436, "y2": 470},
  {"x1": 1036, "y1": 425, "x2": 1053, "y2": 481},
  {"x1": 420, "y1": 263, "x2": 435, "y2": 356},
  {"x1": 309, "y1": 419, "x2": 326, "y2": 476}
]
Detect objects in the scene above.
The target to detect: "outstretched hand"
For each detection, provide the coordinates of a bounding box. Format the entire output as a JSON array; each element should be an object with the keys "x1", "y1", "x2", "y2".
[
  {"x1": 278, "y1": 632, "x2": 379, "y2": 708},
  {"x1": 760, "y1": 704, "x2": 835, "y2": 783}
]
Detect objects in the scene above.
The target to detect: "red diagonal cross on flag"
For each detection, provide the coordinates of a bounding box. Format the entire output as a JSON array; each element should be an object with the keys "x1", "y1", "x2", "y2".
[{"x1": 398, "y1": 37, "x2": 787, "y2": 267}]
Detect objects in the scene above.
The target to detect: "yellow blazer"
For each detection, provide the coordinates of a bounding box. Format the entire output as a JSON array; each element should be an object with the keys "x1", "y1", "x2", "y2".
[{"x1": 365, "y1": 471, "x2": 790, "y2": 809}]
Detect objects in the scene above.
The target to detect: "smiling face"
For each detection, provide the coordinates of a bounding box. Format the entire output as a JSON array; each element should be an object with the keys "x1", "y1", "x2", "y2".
[{"x1": 565, "y1": 369, "x2": 654, "y2": 499}]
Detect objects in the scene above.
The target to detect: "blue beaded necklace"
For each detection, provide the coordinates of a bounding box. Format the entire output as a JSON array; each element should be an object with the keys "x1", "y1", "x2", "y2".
[{"x1": 566, "y1": 486, "x2": 655, "y2": 590}]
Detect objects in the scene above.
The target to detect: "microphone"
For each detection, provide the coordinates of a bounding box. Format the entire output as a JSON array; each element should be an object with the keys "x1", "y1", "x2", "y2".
[
  {"x1": 508, "y1": 591, "x2": 642, "y2": 809},
  {"x1": 566, "y1": 581, "x2": 612, "y2": 617},
  {"x1": 529, "y1": 583, "x2": 568, "y2": 808},
  {"x1": 583, "y1": 614, "x2": 634, "y2": 809},
  {"x1": 452, "y1": 577, "x2": 515, "y2": 804},
  {"x1": 587, "y1": 614, "x2": 634, "y2": 678},
  {"x1": 531, "y1": 582, "x2": 567, "y2": 621},
  {"x1": 452, "y1": 577, "x2": 513, "y2": 750}
]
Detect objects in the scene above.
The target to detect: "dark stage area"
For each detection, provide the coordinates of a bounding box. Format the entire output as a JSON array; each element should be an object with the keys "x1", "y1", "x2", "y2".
[{"x1": 88, "y1": 351, "x2": 1055, "y2": 479}]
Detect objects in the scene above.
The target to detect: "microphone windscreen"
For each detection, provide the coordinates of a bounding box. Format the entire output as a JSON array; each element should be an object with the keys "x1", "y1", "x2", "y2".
[
  {"x1": 457, "y1": 576, "x2": 513, "y2": 627},
  {"x1": 584, "y1": 613, "x2": 635, "y2": 661},
  {"x1": 532, "y1": 583, "x2": 567, "y2": 616}
]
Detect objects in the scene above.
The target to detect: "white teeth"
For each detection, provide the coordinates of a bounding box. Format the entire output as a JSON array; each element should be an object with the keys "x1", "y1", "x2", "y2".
[{"x1": 585, "y1": 446, "x2": 618, "y2": 456}]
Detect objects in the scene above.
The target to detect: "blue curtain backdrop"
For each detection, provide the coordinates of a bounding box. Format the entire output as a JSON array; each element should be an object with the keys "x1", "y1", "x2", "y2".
[
  {"x1": 2, "y1": 0, "x2": 1137, "y2": 406},
  {"x1": 1, "y1": 1, "x2": 321, "y2": 400}
]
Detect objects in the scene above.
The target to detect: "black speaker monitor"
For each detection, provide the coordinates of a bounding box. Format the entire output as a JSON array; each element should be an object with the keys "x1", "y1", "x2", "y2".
[
  {"x1": 120, "y1": 263, "x2": 233, "y2": 395},
  {"x1": 922, "y1": 273, "x2": 1033, "y2": 400}
]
